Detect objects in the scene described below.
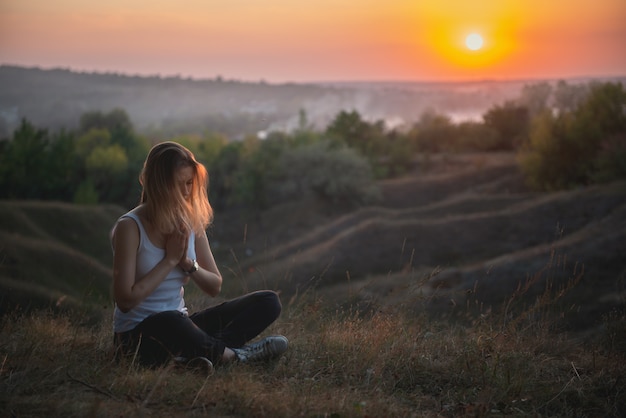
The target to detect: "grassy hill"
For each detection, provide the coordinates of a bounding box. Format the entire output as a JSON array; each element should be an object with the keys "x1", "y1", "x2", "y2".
[
  {"x1": 0, "y1": 201, "x2": 124, "y2": 317},
  {"x1": 221, "y1": 153, "x2": 626, "y2": 334},
  {"x1": 1, "y1": 153, "x2": 625, "y2": 416}
]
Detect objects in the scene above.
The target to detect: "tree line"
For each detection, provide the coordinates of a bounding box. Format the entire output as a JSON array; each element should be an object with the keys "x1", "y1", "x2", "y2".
[{"x1": 1, "y1": 80, "x2": 624, "y2": 213}]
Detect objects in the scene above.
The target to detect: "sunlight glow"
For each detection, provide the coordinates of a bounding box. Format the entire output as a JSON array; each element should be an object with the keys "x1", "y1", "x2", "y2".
[
  {"x1": 1, "y1": 0, "x2": 625, "y2": 81},
  {"x1": 465, "y1": 33, "x2": 484, "y2": 51}
]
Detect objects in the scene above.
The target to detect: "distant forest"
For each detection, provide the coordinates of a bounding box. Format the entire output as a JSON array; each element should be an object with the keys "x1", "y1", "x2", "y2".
[
  {"x1": 0, "y1": 65, "x2": 330, "y2": 139},
  {"x1": 5, "y1": 65, "x2": 620, "y2": 140}
]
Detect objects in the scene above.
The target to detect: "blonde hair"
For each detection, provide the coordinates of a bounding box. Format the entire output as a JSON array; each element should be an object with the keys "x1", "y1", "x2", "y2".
[{"x1": 139, "y1": 141, "x2": 213, "y2": 234}]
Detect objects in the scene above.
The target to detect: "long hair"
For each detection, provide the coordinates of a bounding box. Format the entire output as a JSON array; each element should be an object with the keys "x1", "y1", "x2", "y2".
[{"x1": 139, "y1": 142, "x2": 213, "y2": 234}]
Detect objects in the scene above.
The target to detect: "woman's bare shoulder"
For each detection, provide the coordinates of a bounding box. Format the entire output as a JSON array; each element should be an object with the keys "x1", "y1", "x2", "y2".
[{"x1": 113, "y1": 216, "x2": 140, "y2": 241}]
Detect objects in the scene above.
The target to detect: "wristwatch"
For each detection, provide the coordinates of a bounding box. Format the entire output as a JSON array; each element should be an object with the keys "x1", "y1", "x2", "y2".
[{"x1": 185, "y1": 259, "x2": 199, "y2": 275}]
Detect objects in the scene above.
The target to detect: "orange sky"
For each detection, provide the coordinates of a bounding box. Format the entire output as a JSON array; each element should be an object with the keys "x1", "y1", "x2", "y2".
[{"x1": 1, "y1": 0, "x2": 625, "y2": 82}]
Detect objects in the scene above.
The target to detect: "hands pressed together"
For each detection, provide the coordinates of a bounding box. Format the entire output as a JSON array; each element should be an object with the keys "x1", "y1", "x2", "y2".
[{"x1": 165, "y1": 225, "x2": 193, "y2": 273}]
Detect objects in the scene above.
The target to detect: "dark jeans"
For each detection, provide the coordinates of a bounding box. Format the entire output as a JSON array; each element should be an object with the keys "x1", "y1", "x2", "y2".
[{"x1": 114, "y1": 290, "x2": 282, "y2": 366}]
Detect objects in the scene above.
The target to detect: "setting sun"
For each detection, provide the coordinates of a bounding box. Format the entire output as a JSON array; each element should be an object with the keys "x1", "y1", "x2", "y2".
[
  {"x1": 465, "y1": 33, "x2": 484, "y2": 51},
  {"x1": 0, "y1": 0, "x2": 624, "y2": 82}
]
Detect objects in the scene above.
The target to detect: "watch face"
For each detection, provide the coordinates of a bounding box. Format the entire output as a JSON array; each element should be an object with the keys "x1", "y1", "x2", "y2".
[{"x1": 189, "y1": 259, "x2": 198, "y2": 273}]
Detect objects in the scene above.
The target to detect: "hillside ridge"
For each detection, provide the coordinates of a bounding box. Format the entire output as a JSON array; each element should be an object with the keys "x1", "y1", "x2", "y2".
[{"x1": 240, "y1": 171, "x2": 625, "y2": 288}]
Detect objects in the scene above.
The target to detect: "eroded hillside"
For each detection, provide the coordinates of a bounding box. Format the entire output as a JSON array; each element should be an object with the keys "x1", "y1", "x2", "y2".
[
  {"x1": 0, "y1": 201, "x2": 123, "y2": 315},
  {"x1": 224, "y1": 153, "x2": 626, "y2": 332}
]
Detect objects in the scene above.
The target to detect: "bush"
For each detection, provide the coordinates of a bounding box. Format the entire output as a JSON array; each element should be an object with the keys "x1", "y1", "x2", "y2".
[
  {"x1": 483, "y1": 101, "x2": 530, "y2": 150},
  {"x1": 456, "y1": 120, "x2": 500, "y2": 151},
  {"x1": 519, "y1": 82, "x2": 626, "y2": 190},
  {"x1": 409, "y1": 110, "x2": 457, "y2": 153},
  {"x1": 273, "y1": 141, "x2": 380, "y2": 208},
  {"x1": 593, "y1": 133, "x2": 626, "y2": 182}
]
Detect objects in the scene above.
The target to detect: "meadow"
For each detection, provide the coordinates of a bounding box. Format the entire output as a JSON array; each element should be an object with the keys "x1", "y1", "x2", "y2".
[{"x1": 1, "y1": 153, "x2": 625, "y2": 417}]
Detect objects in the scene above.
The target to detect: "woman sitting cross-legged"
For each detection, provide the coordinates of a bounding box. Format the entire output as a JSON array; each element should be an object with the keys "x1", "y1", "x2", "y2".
[{"x1": 111, "y1": 141, "x2": 288, "y2": 369}]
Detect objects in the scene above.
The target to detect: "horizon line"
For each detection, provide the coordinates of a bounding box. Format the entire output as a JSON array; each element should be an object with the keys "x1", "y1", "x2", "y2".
[{"x1": 1, "y1": 63, "x2": 625, "y2": 87}]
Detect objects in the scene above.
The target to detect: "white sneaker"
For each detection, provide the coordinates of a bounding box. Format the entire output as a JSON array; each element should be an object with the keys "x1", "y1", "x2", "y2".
[{"x1": 232, "y1": 335, "x2": 289, "y2": 363}]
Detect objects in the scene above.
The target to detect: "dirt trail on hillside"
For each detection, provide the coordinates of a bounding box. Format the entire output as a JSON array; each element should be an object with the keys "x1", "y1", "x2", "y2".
[
  {"x1": 0, "y1": 201, "x2": 119, "y2": 314},
  {"x1": 241, "y1": 154, "x2": 526, "y2": 266},
  {"x1": 236, "y1": 154, "x2": 625, "y2": 332}
]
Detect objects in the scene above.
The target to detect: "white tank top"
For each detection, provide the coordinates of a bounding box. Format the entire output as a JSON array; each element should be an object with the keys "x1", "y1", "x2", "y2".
[{"x1": 112, "y1": 211, "x2": 195, "y2": 333}]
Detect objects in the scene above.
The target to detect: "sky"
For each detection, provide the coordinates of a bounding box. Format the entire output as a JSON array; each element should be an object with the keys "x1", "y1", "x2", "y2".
[{"x1": 1, "y1": 0, "x2": 625, "y2": 83}]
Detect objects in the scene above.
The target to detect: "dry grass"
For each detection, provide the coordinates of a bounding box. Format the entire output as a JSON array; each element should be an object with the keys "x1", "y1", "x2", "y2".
[{"x1": 2, "y1": 285, "x2": 625, "y2": 417}]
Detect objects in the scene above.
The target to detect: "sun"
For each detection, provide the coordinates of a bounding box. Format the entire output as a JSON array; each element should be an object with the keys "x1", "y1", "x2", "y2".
[{"x1": 465, "y1": 33, "x2": 484, "y2": 51}]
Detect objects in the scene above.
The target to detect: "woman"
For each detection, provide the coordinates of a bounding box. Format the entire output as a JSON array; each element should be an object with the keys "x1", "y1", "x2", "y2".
[{"x1": 112, "y1": 141, "x2": 287, "y2": 368}]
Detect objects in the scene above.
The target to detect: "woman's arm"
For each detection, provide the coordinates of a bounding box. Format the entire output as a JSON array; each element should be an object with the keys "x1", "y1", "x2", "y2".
[
  {"x1": 180, "y1": 230, "x2": 223, "y2": 297},
  {"x1": 112, "y1": 217, "x2": 186, "y2": 312}
]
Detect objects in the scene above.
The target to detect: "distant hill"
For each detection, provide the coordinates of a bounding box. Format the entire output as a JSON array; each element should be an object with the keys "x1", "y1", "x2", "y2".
[{"x1": 2, "y1": 64, "x2": 604, "y2": 139}]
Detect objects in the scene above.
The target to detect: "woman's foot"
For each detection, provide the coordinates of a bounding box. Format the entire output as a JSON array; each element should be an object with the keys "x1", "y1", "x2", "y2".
[{"x1": 232, "y1": 335, "x2": 288, "y2": 363}]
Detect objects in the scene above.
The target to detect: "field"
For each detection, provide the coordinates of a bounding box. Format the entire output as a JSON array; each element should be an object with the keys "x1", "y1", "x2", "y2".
[{"x1": 1, "y1": 153, "x2": 625, "y2": 417}]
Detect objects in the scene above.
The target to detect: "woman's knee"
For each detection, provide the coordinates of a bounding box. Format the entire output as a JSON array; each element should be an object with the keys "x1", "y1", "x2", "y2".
[{"x1": 257, "y1": 290, "x2": 282, "y2": 319}]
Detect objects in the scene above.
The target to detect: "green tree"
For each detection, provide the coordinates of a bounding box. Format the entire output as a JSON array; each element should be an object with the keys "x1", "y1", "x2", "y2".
[
  {"x1": 73, "y1": 178, "x2": 99, "y2": 204},
  {"x1": 409, "y1": 110, "x2": 456, "y2": 153},
  {"x1": 519, "y1": 81, "x2": 626, "y2": 189},
  {"x1": 76, "y1": 129, "x2": 111, "y2": 158},
  {"x1": 0, "y1": 111, "x2": 148, "y2": 206},
  {"x1": 519, "y1": 112, "x2": 574, "y2": 190},
  {"x1": 0, "y1": 120, "x2": 80, "y2": 200},
  {"x1": 483, "y1": 101, "x2": 529, "y2": 150},
  {"x1": 326, "y1": 110, "x2": 386, "y2": 157},
  {"x1": 383, "y1": 130, "x2": 414, "y2": 176},
  {"x1": 576, "y1": 81, "x2": 626, "y2": 136},
  {"x1": 85, "y1": 144, "x2": 129, "y2": 202},
  {"x1": 209, "y1": 141, "x2": 244, "y2": 209},
  {"x1": 232, "y1": 136, "x2": 288, "y2": 214},
  {"x1": 86, "y1": 144, "x2": 129, "y2": 176},
  {"x1": 326, "y1": 110, "x2": 367, "y2": 148},
  {"x1": 173, "y1": 133, "x2": 228, "y2": 167},
  {"x1": 326, "y1": 110, "x2": 413, "y2": 178},
  {"x1": 77, "y1": 109, "x2": 148, "y2": 206},
  {"x1": 79, "y1": 108, "x2": 133, "y2": 136},
  {"x1": 45, "y1": 129, "x2": 79, "y2": 201},
  {"x1": 274, "y1": 141, "x2": 379, "y2": 208},
  {"x1": 455, "y1": 120, "x2": 499, "y2": 151},
  {"x1": 196, "y1": 134, "x2": 229, "y2": 167},
  {"x1": 593, "y1": 134, "x2": 626, "y2": 183},
  {"x1": 0, "y1": 119, "x2": 51, "y2": 199}
]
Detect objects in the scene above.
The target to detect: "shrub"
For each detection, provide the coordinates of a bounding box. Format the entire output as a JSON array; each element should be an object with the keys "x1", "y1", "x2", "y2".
[
  {"x1": 409, "y1": 110, "x2": 457, "y2": 153},
  {"x1": 456, "y1": 120, "x2": 500, "y2": 151},
  {"x1": 483, "y1": 101, "x2": 530, "y2": 150},
  {"x1": 274, "y1": 140, "x2": 380, "y2": 208},
  {"x1": 519, "y1": 82, "x2": 626, "y2": 190}
]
